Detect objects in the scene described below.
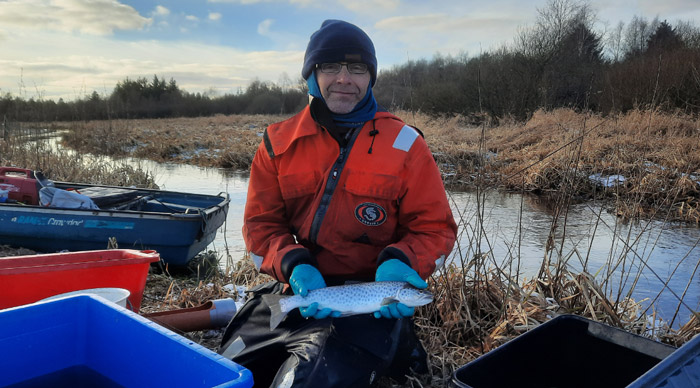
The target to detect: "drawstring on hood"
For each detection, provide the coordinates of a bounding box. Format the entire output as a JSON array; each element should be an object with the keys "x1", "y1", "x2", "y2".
[{"x1": 368, "y1": 120, "x2": 379, "y2": 154}]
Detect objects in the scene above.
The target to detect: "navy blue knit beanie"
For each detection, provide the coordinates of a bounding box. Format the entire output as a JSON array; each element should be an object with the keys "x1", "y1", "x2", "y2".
[{"x1": 302, "y1": 20, "x2": 377, "y2": 86}]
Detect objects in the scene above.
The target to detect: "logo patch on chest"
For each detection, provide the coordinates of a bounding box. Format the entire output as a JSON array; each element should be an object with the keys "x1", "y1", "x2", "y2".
[{"x1": 354, "y1": 202, "x2": 387, "y2": 226}]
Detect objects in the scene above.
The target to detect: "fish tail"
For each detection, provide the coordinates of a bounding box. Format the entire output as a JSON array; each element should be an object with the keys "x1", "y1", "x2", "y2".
[{"x1": 262, "y1": 294, "x2": 289, "y2": 330}]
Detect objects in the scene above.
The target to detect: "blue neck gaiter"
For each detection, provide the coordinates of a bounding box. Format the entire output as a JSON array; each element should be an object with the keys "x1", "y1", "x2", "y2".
[{"x1": 307, "y1": 72, "x2": 377, "y2": 128}]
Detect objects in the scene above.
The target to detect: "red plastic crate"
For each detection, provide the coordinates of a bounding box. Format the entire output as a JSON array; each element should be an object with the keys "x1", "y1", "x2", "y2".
[
  {"x1": 0, "y1": 249, "x2": 159, "y2": 311},
  {"x1": 0, "y1": 167, "x2": 40, "y2": 205}
]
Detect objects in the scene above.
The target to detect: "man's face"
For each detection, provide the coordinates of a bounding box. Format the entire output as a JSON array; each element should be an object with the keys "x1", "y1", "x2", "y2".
[{"x1": 316, "y1": 65, "x2": 371, "y2": 114}]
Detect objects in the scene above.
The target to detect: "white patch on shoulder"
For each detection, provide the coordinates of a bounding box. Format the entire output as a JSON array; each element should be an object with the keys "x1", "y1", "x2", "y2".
[
  {"x1": 250, "y1": 251, "x2": 263, "y2": 270},
  {"x1": 392, "y1": 125, "x2": 419, "y2": 152},
  {"x1": 434, "y1": 254, "x2": 446, "y2": 271}
]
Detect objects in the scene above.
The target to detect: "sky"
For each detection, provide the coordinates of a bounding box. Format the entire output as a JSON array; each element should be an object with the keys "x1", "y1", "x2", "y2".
[{"x1": 1, "y1": 0, "x2": 699, "y2": 101}]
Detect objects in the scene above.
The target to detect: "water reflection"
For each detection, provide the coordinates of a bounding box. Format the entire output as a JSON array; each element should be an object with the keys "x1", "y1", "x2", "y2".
[
  {"x1": 53, "y1": 149, "x2": 700, "y2": 327},
  {"x1": 127, "y1": 159, "x2": 250, "y2": 260},
  {"x1": 449, "y1": 190, "x2": 700, "y2": 325}
]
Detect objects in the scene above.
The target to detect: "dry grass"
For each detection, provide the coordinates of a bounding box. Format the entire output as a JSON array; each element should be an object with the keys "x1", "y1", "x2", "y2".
[
  {"x1": 144, "y1": 254, "x2": 698, "y2": 388},
  {"x1": 413, "y1": 108, "x2": 700, "y2": 224},
  {"x1": 0, "y1": 240, "x2": 696, "y2": 387},
  {"x1": 4, "y1": 110, "x2": 699, "y2": 386},
  {"x1": 61, "y1": 114, "x2": 291, "y2": 170},
  {"x1": 50, "y1": 108, "x2": 700, "y2": 223},
  {"x1": 408, "y1": 261, "x2": 694, "y2": 387},
  {"x1": 0, "y1": 124, "x2": 157, "y2": 187},
  {"x1": 138, "y1": 252, "x2": 274, "y2": 351}
]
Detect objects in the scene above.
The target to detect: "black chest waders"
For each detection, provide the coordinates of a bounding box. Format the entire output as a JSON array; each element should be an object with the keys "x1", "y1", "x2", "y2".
[{"x1": 218, "y1": 281, "x2": 428, "y2": 387}]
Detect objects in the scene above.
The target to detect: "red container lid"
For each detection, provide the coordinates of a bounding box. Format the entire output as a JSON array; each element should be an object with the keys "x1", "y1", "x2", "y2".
[{"x1": 0, "y1": 249, "x2": 160, "y2": 311}]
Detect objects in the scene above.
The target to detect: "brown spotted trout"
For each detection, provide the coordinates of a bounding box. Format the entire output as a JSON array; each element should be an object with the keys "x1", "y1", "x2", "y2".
[{"x1": 262, "y1": 281, "x2": 433, "y2": 329}]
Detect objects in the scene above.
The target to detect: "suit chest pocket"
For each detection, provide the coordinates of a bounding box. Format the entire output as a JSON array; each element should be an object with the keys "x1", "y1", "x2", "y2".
[
  {"x1": 343, "y1": 170, "x2": 402, "y2": 200},
  {"x1": 279, "y1": 171, "x2": 321, "y2": 200}
]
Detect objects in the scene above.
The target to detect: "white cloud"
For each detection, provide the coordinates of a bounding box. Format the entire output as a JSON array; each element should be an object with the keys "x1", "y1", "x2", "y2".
[
  {"x1": 207, "y1": 0, "x2": 273, "y2": 3},
  {"x1": 289, "y1": 0, "x2": 317, "y2": 6},
  {"x1": 637, "y1": 0, "x2": 700, "y2": 16},
  {"x1": 154, "y1": 5, "x2": 170, "y2": 16},
  {"x1": 374, "y1": 12, "x2": 523, "y2": 60},
  {"x1": 0, "y1": 0, "x2": 151, "y2": 36},
  {"x1": 206, "y1": 0, "x2": 318, "y2": 5},
  {"x1": 337, "y1": 0, "x2": 399, "y2": 13},
  {"x1": 258, "y1": 19, "x2": 274, "y2": 36},
  {"x1": 0, "y1": 28, "x2": 304, "y2": 100},
  {"x1": 253, "y1": 18, "x2": 306, "y2": 50},
  {"x1": 376, "y1": 14, "x2": 518, "y2": 34},
  {"x1": 6, "y1": 0, "x2": 694, "y2": 102},
  {"x1": 637, "y1": 0, "x2": 700, "y2": 24}
]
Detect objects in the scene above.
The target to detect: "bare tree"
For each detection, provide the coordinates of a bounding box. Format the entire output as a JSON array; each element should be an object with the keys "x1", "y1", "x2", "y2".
[
  {"x1": 605, "y1": 21, "x2": 625, "y2": 62},
  {"x1": 622, "y1": 16, "x2": 660, "y2": 58},
  {"x1": 675, "y1": 20, "x2": 700, "y2": 49},
  {"x1": 515, "y1": 0, "x2": 595, "y2": 61}
]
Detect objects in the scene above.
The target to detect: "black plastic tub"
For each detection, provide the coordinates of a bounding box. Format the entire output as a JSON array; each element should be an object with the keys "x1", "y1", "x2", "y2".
[{"x1": 452, "y1": 315, "x2": 676, "y2": 388}]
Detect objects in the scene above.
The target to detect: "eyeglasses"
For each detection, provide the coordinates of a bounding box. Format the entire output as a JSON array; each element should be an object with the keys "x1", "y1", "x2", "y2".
[{"x1": 317, "y1": 62, "x2": 369, "y2": 75}]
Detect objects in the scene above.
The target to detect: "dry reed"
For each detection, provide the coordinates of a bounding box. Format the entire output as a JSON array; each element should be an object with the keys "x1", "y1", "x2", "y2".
[
  {"x1": 143, "y1": 253, "x2": 698, "y2": 388},
  {"x1": 4, "y1": 110, "x2": 699, "y2": 386},
  {"x1": 1, "y1": 124, "x2": 157, "y2": 187},
  {"x1": 61, "y1": 114, "x2": 290, "y2": 169},
  {"x1": 51, "y1": 108, "x2": 700, "y2": 223}
]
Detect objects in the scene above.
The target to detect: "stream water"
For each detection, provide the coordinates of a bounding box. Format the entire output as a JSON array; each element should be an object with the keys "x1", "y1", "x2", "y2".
[
  {"x1": 123, "y1": 159, "x2": 698, "y2": 327},
  {"x1": 33, "y1": 130, "x2": 700, "y2": 328}
]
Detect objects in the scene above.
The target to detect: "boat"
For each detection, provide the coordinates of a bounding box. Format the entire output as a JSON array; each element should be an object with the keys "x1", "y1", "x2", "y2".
[{"x1": 0, "y1": 167, "x2": 229, "y2": 266}]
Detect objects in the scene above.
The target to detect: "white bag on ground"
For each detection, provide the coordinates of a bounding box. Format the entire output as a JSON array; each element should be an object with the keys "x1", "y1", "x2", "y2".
[{"x1": 39, "y1": 187, "x2": 100, "y2": 209}]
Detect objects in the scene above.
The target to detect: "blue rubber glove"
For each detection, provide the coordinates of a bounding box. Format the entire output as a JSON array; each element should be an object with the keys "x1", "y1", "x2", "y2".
[
  {"x1": 374, "y1": 259, "x2": 428, "y2": 319},
  {"x1": 289, "y1": 264, "x2": 341, "y2": 319}
]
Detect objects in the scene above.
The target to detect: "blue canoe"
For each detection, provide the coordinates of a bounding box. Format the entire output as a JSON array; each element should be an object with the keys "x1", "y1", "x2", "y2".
[{"x1": 0, "y1": 180, "x2": 229, "y2": 266}]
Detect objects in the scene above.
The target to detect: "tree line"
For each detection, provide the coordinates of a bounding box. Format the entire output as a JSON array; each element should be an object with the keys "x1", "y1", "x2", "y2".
[
  {"x1": 374, "y1": 2, "x2": 700, "y2": 122},
  {"x1": 2, "y1": 0, "x2": 699, "y2": 123},
  {"x1": 0, "y1": 75, "x2": 308, "y2": 122}
]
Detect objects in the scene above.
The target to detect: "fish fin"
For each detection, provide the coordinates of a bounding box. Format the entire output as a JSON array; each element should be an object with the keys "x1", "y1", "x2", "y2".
[
  {"x1": 262, "y1": 294, "x2": 288, "y2": 330},
  {"x1": 381, "y1": 297, "x2": 399, "y2": 306}
]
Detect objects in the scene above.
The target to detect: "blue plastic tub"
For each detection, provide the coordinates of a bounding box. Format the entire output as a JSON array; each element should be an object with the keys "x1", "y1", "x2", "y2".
[
  {"x1": 0, "y1": 295, "x2": 253, "y2": 388},
  {"x1": 628, "y1": 332, "x2": 700, "y2": 387}
]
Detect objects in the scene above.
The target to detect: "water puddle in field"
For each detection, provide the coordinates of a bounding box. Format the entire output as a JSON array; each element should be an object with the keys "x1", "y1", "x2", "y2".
[{"x1": 34, "y1": 135, "x2": 700, "y2": 327}]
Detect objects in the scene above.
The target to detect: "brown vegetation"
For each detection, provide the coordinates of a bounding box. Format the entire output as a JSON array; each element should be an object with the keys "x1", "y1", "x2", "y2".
[
  {"x1": 136, "y1": 254, "x2": 699, "y2": 387},
  {"x1": 3, "y1": 108, "x2": 700, "y2": 386},
  {"x1": 55, "y1": 108, "x2": 700, "y2": 224},
  {"x1": 0, "y1": 125, "x2": 157, "y2": 187},
  {"x1": 60, "y1": 114, "x2": 290, "y2": 169}
]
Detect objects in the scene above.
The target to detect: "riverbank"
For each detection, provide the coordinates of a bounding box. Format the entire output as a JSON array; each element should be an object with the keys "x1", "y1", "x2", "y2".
[
  {"x1": 2, "y1": 244, "x2": 697, "y2": 387},
  {"x1": 51, "y1": 108, "x2": 700, "y2": 224},
  {"x1": 2, "y1": 109, "x2": 699, "y2": 386}
]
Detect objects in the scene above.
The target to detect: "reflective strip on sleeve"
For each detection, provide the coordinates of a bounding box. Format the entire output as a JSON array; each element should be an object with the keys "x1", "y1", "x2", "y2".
[
  {"x1": 392, "y1": 125, "x2": 419, "y2": 152},
  {"x1": 434, "y1": 254, "x2": 446, "y2": 271},
  {"x1": 250, "y1": 252, "x2": 263, "y2": 270}
]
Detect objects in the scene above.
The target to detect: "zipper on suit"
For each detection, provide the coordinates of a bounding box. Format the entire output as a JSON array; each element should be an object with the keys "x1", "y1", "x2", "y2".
[{"x1": 309, "y1": 128, "x2": 360, "y2": 243}]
